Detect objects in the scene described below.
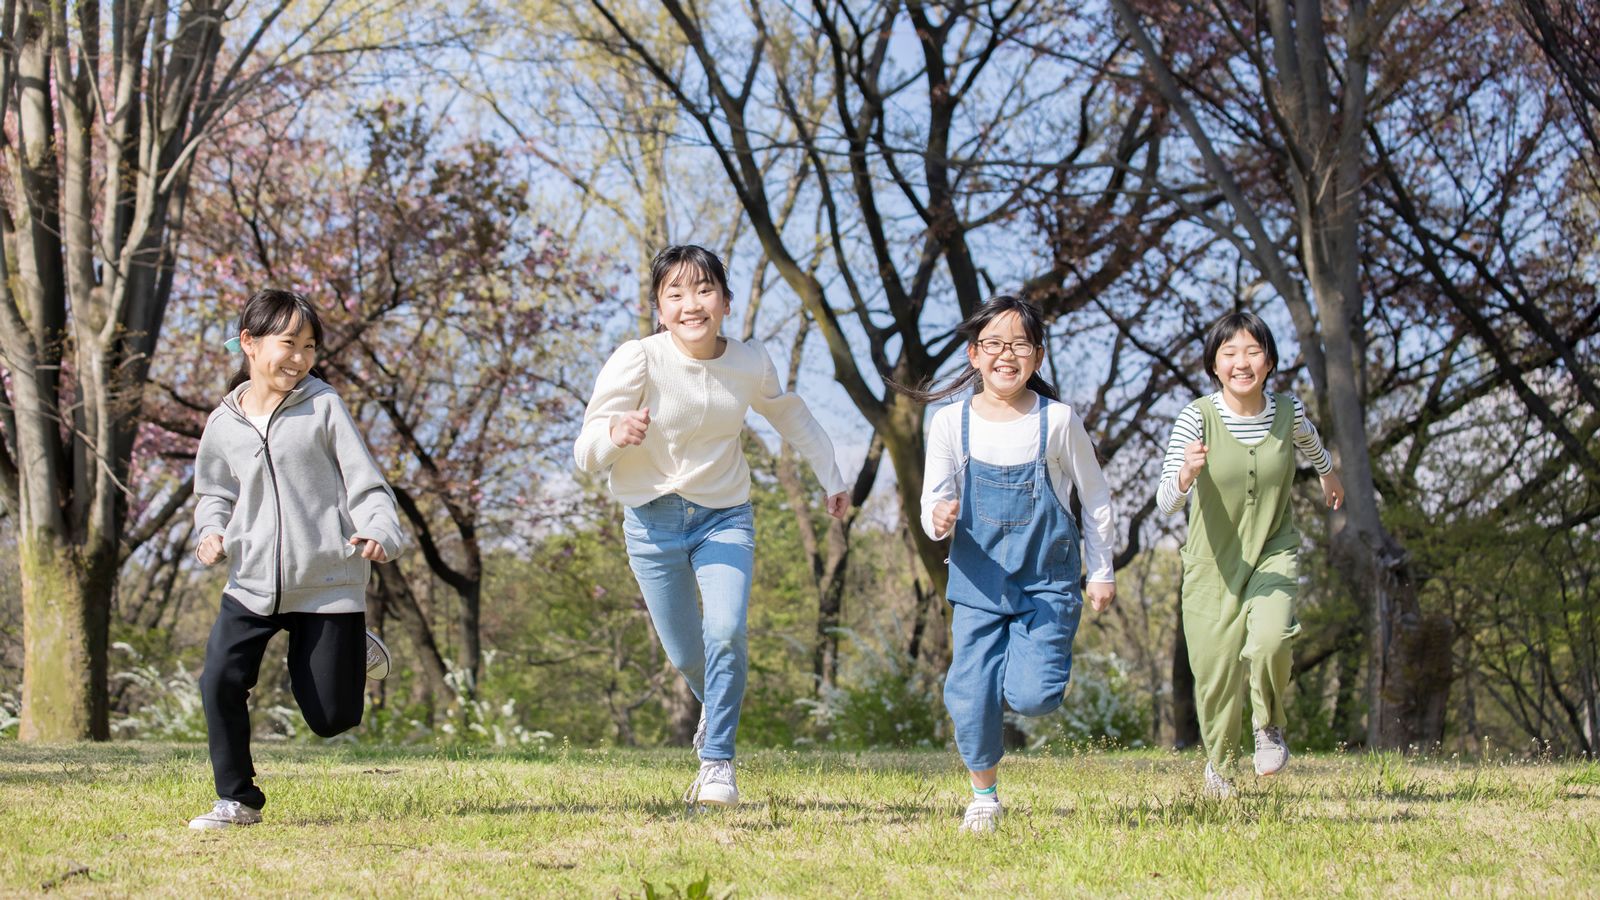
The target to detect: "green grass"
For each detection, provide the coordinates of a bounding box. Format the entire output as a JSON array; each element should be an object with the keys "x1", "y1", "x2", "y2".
[{"x1": 2, "y1": 743, "x2": 1596, "y2": 897}]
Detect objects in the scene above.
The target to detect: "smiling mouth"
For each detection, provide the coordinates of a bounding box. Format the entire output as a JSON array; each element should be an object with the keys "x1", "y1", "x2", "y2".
[
  {"x1": 995, "y1": 364, "x2": 1019, "y2": 376},
  {"x1": 280, "y1": 367, "x2": 302, "y2": 379}
]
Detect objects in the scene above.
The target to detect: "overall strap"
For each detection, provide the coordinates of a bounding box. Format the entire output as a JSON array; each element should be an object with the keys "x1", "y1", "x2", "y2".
[
  {"x1": 1036, "y1": 396, "x2": 1051, "y2": 459},
  {"x1": 1034, "y1": 396, "x2": 1051, "y2": 497},
  {"x1": 960, "y1": 399, "x2": 973, "y2": 496}
]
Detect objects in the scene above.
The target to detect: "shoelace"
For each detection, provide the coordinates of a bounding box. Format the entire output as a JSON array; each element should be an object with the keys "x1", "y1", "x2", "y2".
[
  {"x1": 683, "y1": 760, "x2": 734, "y2": 804},
  {"x1": 691, "y1": 710, "x2": 708, "y2": 753},
  {"x1": 962, "y1": 799, "x2": 1000, "y2": 830},
  {"x1": 213, "y1": 800, "x2": 244, "y2": 819}
]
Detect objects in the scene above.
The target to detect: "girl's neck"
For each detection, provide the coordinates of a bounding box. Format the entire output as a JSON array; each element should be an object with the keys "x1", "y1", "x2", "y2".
[
  {"x1": 1218, "y1": 386, "x2": 1268, "y2": 417},
  {"x1": 971, "y1": 387, "x2": 1036, "y2": 422},
  {"x1": 669, "y1": 331, "x2": 726, "y2": 361},
  {"x1": 240, "y1": 380, "x2": 290, "y2": 417}
]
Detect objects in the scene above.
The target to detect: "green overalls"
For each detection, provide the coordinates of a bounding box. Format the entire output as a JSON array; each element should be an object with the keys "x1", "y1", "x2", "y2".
[{"x1": 1179, "y1": 393, "x2": 1302, "y2": 772}]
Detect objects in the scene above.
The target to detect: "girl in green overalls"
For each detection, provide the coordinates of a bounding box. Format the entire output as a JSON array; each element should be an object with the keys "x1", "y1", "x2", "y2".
[{"x1": 1157, "y1": 311, "x2": 1343, "y2": 797}]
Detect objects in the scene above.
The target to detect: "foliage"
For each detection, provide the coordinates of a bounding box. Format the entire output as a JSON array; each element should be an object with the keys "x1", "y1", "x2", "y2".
[
  {"x1": 798, "y1": 627, "x2": 943, "y2": 750},
  {"x1": 0, "y1": 688, "x2": 17, "y2": 740}
]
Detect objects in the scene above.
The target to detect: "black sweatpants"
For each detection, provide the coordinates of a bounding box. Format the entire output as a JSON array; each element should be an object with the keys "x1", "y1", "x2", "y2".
[{"x1": 200, "y1": 594, "x2": 366, "y2": 809}]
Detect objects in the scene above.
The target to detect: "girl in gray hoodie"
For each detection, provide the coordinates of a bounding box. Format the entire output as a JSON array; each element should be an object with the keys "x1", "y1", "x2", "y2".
[{"x1": 187, "y1": 289, "x2": 404, "y2": 830}]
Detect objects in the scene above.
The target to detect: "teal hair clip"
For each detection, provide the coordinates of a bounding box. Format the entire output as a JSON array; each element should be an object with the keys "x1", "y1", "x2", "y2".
[{"x1": 223, "y1": 336, "x2": 242, "y2": 353}]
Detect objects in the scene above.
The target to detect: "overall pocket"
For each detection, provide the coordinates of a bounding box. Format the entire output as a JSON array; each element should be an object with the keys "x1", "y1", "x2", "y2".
[{"x1": 973, "y1": 476, "x2": 1033, "y2": 527}]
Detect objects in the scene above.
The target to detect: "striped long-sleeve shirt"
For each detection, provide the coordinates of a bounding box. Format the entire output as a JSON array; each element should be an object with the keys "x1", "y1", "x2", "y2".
[{"x1": 1157, "y1": 393, "x2": 1333, "y2": 515}]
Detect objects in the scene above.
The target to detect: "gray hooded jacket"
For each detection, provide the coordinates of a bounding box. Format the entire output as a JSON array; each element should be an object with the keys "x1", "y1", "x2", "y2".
[{"x1": 194, "y1": 376, "x2": 404, "y2": 615}]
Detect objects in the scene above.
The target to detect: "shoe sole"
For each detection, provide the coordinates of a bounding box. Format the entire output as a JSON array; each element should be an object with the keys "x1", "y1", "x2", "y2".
[
  {"x1": 694, "y1": 788, "x2": 738, "y2": 807},
  {"x1": 188, "y1": 819, "x2": 259, "y2": 830},
  {"x1": 366, "y1": 632, "x2": 391, "y2": 680},
  {"x1": 1255, "y1": 756, "x2": 1289, "y2": 777}
]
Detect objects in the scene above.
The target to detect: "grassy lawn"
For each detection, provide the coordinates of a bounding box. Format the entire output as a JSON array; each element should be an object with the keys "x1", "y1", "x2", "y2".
[{"x1": 1, "y1": 742, "x2": 1596, "y2": 897}]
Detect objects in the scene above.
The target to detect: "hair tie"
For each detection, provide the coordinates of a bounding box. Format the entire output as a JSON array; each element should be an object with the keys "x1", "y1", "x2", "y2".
[{"x1": 223, "y1": 336, "x2": 242, "y2": 353}]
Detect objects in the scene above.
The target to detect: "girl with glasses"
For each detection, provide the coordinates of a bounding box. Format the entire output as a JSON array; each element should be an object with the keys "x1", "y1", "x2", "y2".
[
  {"x1": 909, "y1": 294, "x2": 1118, "y2": 833},
  {"x1": 574, "y1": 245, "x2": 849, "y2": 808}
]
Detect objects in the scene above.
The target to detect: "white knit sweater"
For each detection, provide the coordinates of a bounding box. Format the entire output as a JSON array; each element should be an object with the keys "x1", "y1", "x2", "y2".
[{"x1": 574, "y1": 332, "x2": 847, "y2": 508}]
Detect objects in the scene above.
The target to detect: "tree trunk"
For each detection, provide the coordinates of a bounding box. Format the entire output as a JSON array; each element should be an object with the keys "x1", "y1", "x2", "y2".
[
  {"x1": 1170, "y1": 590, "x2": 1199, "y2": 750},
  {"x1": 664, "y1": 677, "x2": 699, "y2": 747},
  {"x1": 374, "y1": 564, "x2": 451, "y2": 709},
  {"x1": 459, "y1": 579, "x2": 482, "y2": 689},
  {"x1": 1330, "y1": 631, "x2": 1366, "y2": 748},
  {"x1": 17, "y1": 535, "x2": 112, "y2": 740}
]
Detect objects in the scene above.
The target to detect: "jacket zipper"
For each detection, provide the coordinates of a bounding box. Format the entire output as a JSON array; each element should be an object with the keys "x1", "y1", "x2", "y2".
[
  {"x1": 262, "y1": 408, "x2": 285, "y2": 615},
  {"x1": 235, "y1": 395, "x2": 288, "y2": 615}
]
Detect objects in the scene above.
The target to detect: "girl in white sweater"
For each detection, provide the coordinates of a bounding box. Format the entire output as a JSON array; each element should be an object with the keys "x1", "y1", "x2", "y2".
[{"x1": 574, "y1": 245, "x2": 848, "y2": 807}]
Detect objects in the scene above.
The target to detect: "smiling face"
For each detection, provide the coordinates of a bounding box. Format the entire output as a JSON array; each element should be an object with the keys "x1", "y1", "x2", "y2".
[
  {"x1": 966, "y1": 310, "x2": 1040, "y2": 402},
  {"x1": 242, "y1": 314, "x2": 317, "y2": 396},
  {"x1": 656, "y1": 261, "x2": 730, "y2": 358},
  {"x1": 1212, "y1": 328, "x2": 1271, "y2": 405}
]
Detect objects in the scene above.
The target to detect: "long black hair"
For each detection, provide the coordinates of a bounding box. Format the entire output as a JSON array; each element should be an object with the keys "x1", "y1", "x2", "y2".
[
  {"x1": 649, "y1": 244, "x2": 732, "y2": 334},
  {"x1": 894, "y1": 294, "x2": 1060, "y2": 403},
  {"x1": 1201, "y1": 310, "x2": 1278, "y2": 388},
  {"x1": 227, "y1": 289, "x2": 327, "y2": 391}
]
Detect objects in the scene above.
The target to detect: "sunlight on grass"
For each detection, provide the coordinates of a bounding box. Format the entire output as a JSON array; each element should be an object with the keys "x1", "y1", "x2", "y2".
[{"x1": 1, "y1": 744, "x2": 1595, "y2": 896}]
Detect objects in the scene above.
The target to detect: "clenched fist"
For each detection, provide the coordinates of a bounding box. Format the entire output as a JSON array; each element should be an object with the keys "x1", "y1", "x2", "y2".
[
  {"x1": 196, "y1": 534, "x2": 225, "y2": 567},
  {"x1": 933, "y1": 499, "x2": 960, "y2": 537},
  {"x1": 1177, "y1": 438, "x2": 1209, "y2": 492},
  {"x1": 610, "y1": 407, "x2": 651, "y2": 447}
]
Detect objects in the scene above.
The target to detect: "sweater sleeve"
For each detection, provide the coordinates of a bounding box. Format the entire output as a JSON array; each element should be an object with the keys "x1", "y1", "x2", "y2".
[
  {"x1": 1157, "y1": 403, "x2": 1205, "y2": 516},
  {"x1": 1057, "y1": 406, "x2": 1117, "y2": 583},
  {"x1": 573, "y1": 340, "x2": 648, "y2": 475},
  {"x1": 193, "y1": 416, "x2": 237, "y2": 544},
  {"x1": 748, "y1": 342, "x2": 847, "y2": 496},
  {"x1": 327, "y1": 396, "x2": 405, "y2": 561},
  {"x1": 1291, "y1": 395, "x2": 1334, "y2": 475},
  {"x1": 919, "y1": 404, "x2": 962, "y2": 540}
]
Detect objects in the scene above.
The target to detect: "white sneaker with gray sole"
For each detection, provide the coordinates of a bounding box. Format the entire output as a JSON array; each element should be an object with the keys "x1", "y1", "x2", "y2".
[
  {"x1": 684, "y1": 758, "x2": 738, "y2": 807},
  {"x1": 1254, "y1": 725, "x2": 1289, "y2": 776},
  {"x1": 188, "y1": 799, "x2": 262, "y2": 830},
  {"x1": 1203, "y1": 762, "x2": 1236, "y2": 799}
]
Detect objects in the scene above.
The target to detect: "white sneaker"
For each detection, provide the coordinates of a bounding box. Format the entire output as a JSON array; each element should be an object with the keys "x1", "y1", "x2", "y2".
[
  {"x1": 684, "y1": 758, "x2": 738, "y2": 807},
  {"x1": 1254, "y1": 726, "x2": 1289, "y2": 776},
  {"x1": 188, "y1": 799, "x2": 262, "y2": 830},
  {"x1": 960, "y1": 796, "x2": 1002, "y2": 833},
  {"x1": 691, "y1": 706, "x2": 708, "y2": 754},
  {"x1": 365, "y1": 630, "x2": 391, "y2": 680},
  {"x1": 1203, "y1": 762, "x2": 1235, "y2": 799}
]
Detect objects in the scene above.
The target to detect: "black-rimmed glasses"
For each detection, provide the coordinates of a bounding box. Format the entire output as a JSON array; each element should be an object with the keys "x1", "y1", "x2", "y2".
[{"x1": 974, "y1": 338, "x2": 1037, "y2": 358}]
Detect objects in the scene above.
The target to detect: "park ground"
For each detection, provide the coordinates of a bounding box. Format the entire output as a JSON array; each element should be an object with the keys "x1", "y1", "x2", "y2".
[{"x1": 1, "y1": 743, "x2": 1597, "y2": 897}]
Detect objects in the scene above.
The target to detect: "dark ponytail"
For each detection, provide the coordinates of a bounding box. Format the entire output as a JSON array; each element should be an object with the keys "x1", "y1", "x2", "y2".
[
  {"x1": 892, "y1": 294, "x2": 1059, "y2": 404},
  {"x1": 227, "y1": 289, "x2": 327, "y2": 391}
]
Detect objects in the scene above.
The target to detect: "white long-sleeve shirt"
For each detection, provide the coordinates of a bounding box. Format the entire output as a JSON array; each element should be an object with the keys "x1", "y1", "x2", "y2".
[
  {"x1": 574, "y1": 332, "x2": 847, "y2": 508},
  {"x1": 1156, "y1": 392, "x2": 1333, "y2": 515},
  {"x1": 919, "y1": 394, "x2": 1118, "y2": 584}
]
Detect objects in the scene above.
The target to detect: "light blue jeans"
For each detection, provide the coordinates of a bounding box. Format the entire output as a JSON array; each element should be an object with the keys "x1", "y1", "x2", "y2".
[{"x1": 622, "y1": 495, "x2": 755, "y2": 761}]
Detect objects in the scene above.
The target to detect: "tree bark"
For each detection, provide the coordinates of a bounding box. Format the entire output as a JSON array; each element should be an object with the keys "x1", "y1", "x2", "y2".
[{"x1": 1170, "y1": 590, "x2": 1200, "y2": 750}]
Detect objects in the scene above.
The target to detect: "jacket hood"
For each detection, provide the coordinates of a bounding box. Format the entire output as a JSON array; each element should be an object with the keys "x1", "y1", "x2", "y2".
[{"x1": 220, "y1": 375, "x2": 335, "y2": 421}]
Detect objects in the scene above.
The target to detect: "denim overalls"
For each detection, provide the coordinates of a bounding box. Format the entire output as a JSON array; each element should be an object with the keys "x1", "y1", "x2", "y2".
[{"x1": 943, "y1": 397, "x2": 1085, "y2": 771}]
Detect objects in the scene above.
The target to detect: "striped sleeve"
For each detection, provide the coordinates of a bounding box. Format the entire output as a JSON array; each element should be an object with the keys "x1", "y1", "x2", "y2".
[
  {"x1": 1157, "y1": 404, "x2": 1205, "y2": 515},
  {"x1": 1290, "y1": 396, "x2": 1334, "y2": 475}
]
